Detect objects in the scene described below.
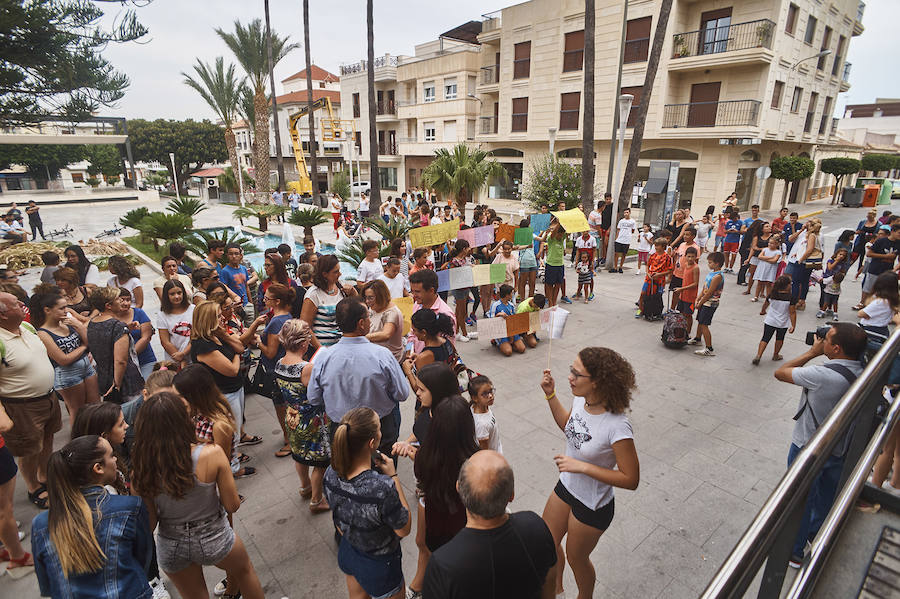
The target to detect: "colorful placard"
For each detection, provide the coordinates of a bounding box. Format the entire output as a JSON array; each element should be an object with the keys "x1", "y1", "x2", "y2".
[
  {"x1": 436, "y1": 269, "x2": 450, "y2": 292},
  {"x1": 514, "y1": 226, "x2": 533, "y2": 246},
  {"x1": 530, "y1": 213, "x2": 551, "y2": 233},
  {"x1": 476, "y1": 316, "x2": 508, "y2": 340},
  {"x1": 496, "y1": 223, "x2": 515, "y2": 243},
  {"x1": 489, "y1": 263, "x2": 506, "y2": 284},
  {"x1": 504, "y1": 312, "x2": 531, "y2": 336},
  {"x1": 471, "y1": 264, "x2": 493, "y2": 286},
  {"x1": 440, "y1": 264, "x2": 507, "y2": 290},
  {"x1": 409, "y1": 219, "x2": 461, "y2": 249},
  {"x1": 550, "y1": 209, "x2": 590, "y2": 233},
  {"x1": 394, "y1": 296, "x2": 414, "y2": 336},
  {"x1": 448, "y1": 266, "x2": 474, "y2": 290}
]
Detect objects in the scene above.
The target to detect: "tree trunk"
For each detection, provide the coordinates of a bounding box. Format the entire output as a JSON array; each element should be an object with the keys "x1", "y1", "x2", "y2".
[
  {"x1": 580, "y1": 0, "x2": 596, "y2": 214},
  {"x1": 224, "y1": 125, "x2": 240, "y2": 190},
  {"x1": 616, "y1": 0, "x2": 673, "y2": 216},
  {"x1": 831, "y1": 175, "x2": 842, "y2": 205},
  {"x1": 253, "y1": 89, "x2": 271, "y2": 194},
  {"x1": 264, "y1": 0, "x2": 285, "y2": 191},
  {"x1": 258, "y1": 215, "x2": 268, "y2": 232},
  {"x1": 304, "y1": 0, "x2": 319, "y2": 202},
  {"x1": 366, "y1": 0, "x2": 380, "y2": 203}
]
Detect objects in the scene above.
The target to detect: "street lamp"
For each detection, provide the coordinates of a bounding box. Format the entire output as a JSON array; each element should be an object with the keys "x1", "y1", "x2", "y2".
[
  {"x1": 169, "y1": 152, "x2": 181, "y2": 202},
  {"x1": 548, "y1": 127, "x2": 557, "y2": 156},
  {"x1": 605, "y1": 94, "x2": 633, "y2": 270},
  {"x1": 778, "y1": 49, "x2": 832, "y2": 135}
]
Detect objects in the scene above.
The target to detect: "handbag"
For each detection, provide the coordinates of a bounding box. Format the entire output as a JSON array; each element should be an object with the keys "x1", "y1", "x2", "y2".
[{"x1": 247, "y1": 361, "x2": 280, "y2": 400}]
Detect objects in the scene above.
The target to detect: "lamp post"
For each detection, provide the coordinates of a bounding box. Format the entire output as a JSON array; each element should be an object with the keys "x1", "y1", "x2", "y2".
[
  {"x1": 778, "y1": 49, "x2": 832, "y2": 136},
  {"x1": 605, "y1": 94, "x2": 633, "y2": 270},
  {"x1": 548, "y1": 127, "x2": 558, "y2": 157},
  {"x1": 169, "y1": 152, "x2": 181, "y2": 202}
]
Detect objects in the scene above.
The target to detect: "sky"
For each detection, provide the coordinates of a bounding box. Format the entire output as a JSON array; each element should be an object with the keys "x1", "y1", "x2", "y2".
[{"x1": 100, "y1": 0, "x2": 896, "y2": 121}]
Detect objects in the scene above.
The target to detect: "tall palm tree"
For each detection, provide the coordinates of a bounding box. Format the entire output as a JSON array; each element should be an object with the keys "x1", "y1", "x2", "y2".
[
  {"x1": 422, "y1": 144, "x2": 508, "y2": 218},
  {"x1": 303, "y1": 0, "x2": 319, "y2": 201},
  {"x1": 182, "y1": 57, "x2": 245, "y2": 183},
  {"x1": 366, "y1": 0, "x2": 380, "y2": 203},
  {"x1": 263, "y1": 0, "x2": 286, "y2": 190},
  {"x1": 216, "y1": 19, "x2": 299, "y2": 194},
  {"x1": 581, "y1": 0, "x2": 596, "y2": 215}
]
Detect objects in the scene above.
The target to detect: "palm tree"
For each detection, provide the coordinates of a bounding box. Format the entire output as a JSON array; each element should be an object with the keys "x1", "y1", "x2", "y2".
[
  {"x1": 422, "y1": 144, "x2": 508, "y2": 218},
  {"x1": 336, "y1": 236, "x2": 391, "y2": 270},
  {"x1": 216, "y1": 19, "x2": 299, "y2": 194},
  {"x1": 303, "y1": 0, "x2": 319, "y2": 201},
  {"x1": 119, "y1": 207, "x2": 150, "y2": 232},
  {"x1": 364, "y1": 216, "x2": 412, "y2": 243},
  {"x1": 139, "y1": 212, "x2": 193, "y2": 251},
  {"x1": 287, "y1": 206, "x2": 329, "y2": 241},
  {"x1": 232, "y1": 203, "x2": 286, "y2": 232},
  {"x1": 181, "y1": 229, "x2": 259, "y2": 259},
  {"x1": 366, "y1": 0, "x2": 380, "y2": 203},
  {"x1": 218, "y1": 166, "x2": 254, "y2": 194},
  {"x1": 166, "y1": 197, "x2": 208, "y2": 219},
  {"x1": 581, "y1": 0, "x2": 596, "y2": 214},
  {"x1": 182, "y1": 57, "x2": 245, "y2": 184}
]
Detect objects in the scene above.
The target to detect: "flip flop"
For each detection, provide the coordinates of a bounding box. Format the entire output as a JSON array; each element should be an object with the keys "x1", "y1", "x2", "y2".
[
  {"x1": 238, "y1": 453, "x2": 251, "y2": 464},
  {"x1": 238, "y1": 434, "x2": 262, "y2": 446},
  {"x1": 27, "y1": 485, "x2": 48, "y2": 510},
  {"x1": 274, "y1": 445, "x2": 291, "y2": 458},
  {"x1": 5, "y1": 552, "x2": 34, "y2": 579}
]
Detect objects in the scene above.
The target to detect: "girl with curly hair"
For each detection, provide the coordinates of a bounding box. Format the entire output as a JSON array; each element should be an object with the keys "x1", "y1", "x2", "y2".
[
  {"x1": 106, "y1": 255, "x2": 143, "y2": 309},
  {"x1": 539, "y1": 347, "x2": 640, "y2": 599}
]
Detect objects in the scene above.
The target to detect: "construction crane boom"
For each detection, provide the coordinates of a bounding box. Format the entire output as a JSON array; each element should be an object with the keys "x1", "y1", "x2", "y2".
[{"x1": 286, "y1": 97, "x2": 351, "y2": 197}]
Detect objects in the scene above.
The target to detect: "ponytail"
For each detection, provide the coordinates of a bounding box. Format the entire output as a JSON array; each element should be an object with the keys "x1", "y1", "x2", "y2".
[
  {"x1": 331, "y1": 407, "x2": 380, "y2": 479},
  {"x1": 449, "y1": 239, "x2": 470, "y2": 259},
  {"x1": 411, "y1": 308, "x2": 456, "y2": 339},
  {"x1": 47, "y1": 436, "x2": 107, "y2": 577}
]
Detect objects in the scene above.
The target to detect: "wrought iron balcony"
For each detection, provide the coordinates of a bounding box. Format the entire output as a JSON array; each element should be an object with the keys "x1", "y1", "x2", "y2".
[
  {"x1": 376, "y1": 100, "x2": 396, "y2": 116},
  {"x1": 624, "y1": 37, "x2": 650, "y2": 63},
  {"x1": 480, "y1": 65, "x2": 499, "y2": 85},
  {"x1": 662, "y1": 99, "x2": 761, "y2": 128},
  {"x1": 671, "y1": 19, "x2": 774, "y2": 59},
  {"x1": 377, "y1": 141, "x2": 398, "y2": 156},
  {"x1": 478, "y1": 117, "x2": 498, "y2": 135}
]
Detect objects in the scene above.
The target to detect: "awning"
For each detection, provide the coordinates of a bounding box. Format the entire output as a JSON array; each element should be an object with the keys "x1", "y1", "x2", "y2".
[{"x1": 644, "y1": 176, "x2": 668, "y2": 195}]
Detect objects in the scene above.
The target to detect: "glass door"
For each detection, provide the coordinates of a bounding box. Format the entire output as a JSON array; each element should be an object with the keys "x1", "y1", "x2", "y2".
[{"x1": 700, "y1": 8, "x2": 732, "y2": 55}]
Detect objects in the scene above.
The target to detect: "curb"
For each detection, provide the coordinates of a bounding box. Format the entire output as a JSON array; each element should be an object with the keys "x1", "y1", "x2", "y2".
[{"x1": 798, "y1": 209, "x2": 824, "y2": 219}]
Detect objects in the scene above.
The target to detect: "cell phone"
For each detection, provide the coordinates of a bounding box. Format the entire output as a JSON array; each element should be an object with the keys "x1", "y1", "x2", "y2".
[{"x1": 405, "y1": 341, "x2": 414, "y2": 353}]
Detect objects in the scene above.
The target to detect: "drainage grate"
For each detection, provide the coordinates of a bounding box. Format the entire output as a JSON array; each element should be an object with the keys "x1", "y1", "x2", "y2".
[{"x1": 859, "y1": 526, "x2": 900, "y2": 598}]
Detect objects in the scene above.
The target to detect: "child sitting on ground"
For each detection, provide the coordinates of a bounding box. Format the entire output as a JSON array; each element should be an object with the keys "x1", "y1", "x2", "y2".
[
  {"x1": 488, "y1": 284, "x2": 526, "y2": 356},
  {"x1": 468, "y1": 375, "x2": 502, "y2": 453},
  {"x1": 636, "y1": 238, "x2": 673, "y2": 319},
  {"x1": 515, "y1": 293, "x2": 545, "y2": 348},
  {"x1": 575, "y1": 250, "x2": 594, "y2": 303}
]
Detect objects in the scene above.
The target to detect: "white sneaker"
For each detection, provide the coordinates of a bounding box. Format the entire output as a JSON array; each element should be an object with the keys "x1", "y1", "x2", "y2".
[
  {"x1": 694, "y1": 347, "x2": 715, "y2": 357},
  {"x1": 467, "y1": 331, "x2": 479, "y2": 340},
  {"x1": 214, "y1": 578, "x2": 228, "y2": 596},
  {"x1": 456, "y1": 333, "x2": 469, "y2": 343},
  {"x1": 149, "y1": 578, "x2": 171, "y2": 599}
]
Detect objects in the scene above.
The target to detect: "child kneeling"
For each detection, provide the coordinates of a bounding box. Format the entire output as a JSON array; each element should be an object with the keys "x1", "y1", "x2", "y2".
[{"x1": 489, "y1": 284, "x2": 526, "y2": 356}]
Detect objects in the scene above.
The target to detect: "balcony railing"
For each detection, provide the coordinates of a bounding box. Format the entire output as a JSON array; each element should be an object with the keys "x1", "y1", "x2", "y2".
[
  {"x1": 662, "y1": 99, "x2": 761, "y2": 128},
  {"x1": 842, "y1": 62, "x2": 852, "y2": 83},
  {"x1": 624, "y1": 37, "x2": 650, "y2": 63},
  {"x1": 671, "y1": 19, "x2": 774, "y2": 59},
  {"x1": 340, "y1": 54, "x2": 399, "y2": 76},
  {"x1": 480, "y1": 65, "x2": 499, "y2": 85},
  {"x1": 377, "y1": 141, "x2": 398, "y2": 155},
  {"x1": 481, "y1": 12, "x2": 501, "y2": 32},
  {"x1": 479, "y1": 117, "x2": 498, "y2": 134},
  {"x1": 376, "y1": 100, "x2": 396, "y2": 115}
]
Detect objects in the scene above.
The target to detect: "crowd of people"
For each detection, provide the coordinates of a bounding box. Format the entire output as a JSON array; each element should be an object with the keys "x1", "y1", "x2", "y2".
[{"x1": 0, "y1": 192, "x2": 896, "y2": 599}]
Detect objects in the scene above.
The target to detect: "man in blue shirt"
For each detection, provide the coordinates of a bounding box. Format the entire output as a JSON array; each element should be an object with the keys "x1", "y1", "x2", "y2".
[
  {"x1": 723, "y1": 210, "x2": 743, "y2": 273},
  {"x1": 307, "y1": 298, "x2": 409, "y2": 461},
  {"x1": 782, "y1": 211, "x2": 801, "y2": 254},
  {"x1": 220, "y1": 243, "x2": 256, "y2": 326}
]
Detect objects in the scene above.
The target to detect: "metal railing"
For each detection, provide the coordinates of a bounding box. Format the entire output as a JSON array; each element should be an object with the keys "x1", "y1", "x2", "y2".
[
  {"x1": 377, "y1": 141, "x2": 398, "y2": 155},
  {"x1": 481, "y1": 13, "x2": 501, "y2": 32},
  {"x1": 478, "y1": 116, "x2": 497, "y2": 134},
  {"x1": 662, "y1": 99, "x2": 760, "y2": 128},
  {"x1": 376, "y1": 100, "x2": 396, "y2": 115},
  {"x1": 671, "y1": 19, "x2": 775, "y2": 59},
  {"x1": 624, "y1": 37, "x2": 650, "y2": 63},
  {"x1": 480, "y1": 65, "x2": 499, "y2": 85},
  {"x1": 842, "y1": 62, "x2": 852, "y2": 83},
  {"x1": 340, "y1": 55, "x2": 399, "y2": 76},
  {"x1": 702, "y1": 330, "x2": 900, "y2": 599}
]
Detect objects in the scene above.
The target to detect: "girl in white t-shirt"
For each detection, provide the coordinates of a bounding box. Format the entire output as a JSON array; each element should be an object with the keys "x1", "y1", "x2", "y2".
[
  {"x1": 106, "y1": 255, "x2": 143, "y2": 309},
  {"x1": 540, "y1": 347, "x2": 639, "y2": 598},
  {"x1": 858, "y1": 272, "x2": 900, "y2": 345},
  {"x1": 636, "y1": 224, "x2": 654, "y2": 276},
  {"x1": 156, "y1": 279, "x2": 194, "y2": 367},
  {"x1": 468, "y1": 375, "x2": 502, "y2": 453}
]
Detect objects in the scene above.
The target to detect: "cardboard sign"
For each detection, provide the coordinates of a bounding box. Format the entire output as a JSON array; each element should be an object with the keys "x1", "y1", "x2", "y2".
[
  {"x1": 530, "y1": 213, "x2": 551, "y2": 233},
  {"x1": 495, "y1": 223, "x2": 516, "y2": 243},
  {"x1": 448, "y1": 266, "x2": 475, "y2": 290},
  {"x1": 458, "y1": 225, "x2": 495, "y2": 248},
  {"x1": 436, "y1": 269, "x2": 450, "y2": 292},
  {"x1": 514, "y1": 226, "x2": 533, "y2": 246},
  {"x1": 394, "y1": 296, "x2": 414, "y2": 336},
  {"x1": 409, "y1": 219, "x2": 460, "y2": 249},
  {"x1": 550, "y1": 209, "x2": 590, "y2": 233},
  {"x1": 476, "y1": 317, "x2": 508, "y2": 340},
  {"x1": 504, "y1": 312, "x2": 531, "y2": 336}
]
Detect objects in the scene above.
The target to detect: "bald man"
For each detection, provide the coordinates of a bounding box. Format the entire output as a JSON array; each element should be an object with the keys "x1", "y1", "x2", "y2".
[{"x1": 423, "y1": 451, "x2": 557, "y2": 599}]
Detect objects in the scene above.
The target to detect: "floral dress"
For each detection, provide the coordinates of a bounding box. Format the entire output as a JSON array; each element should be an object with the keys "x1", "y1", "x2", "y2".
[{"x1": 275, "y1": 359, "x2": 331, "y2": 467}]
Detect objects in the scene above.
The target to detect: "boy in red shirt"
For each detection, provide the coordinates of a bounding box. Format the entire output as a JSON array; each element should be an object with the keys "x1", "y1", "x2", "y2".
[{"x1": 636, "y1": 238, "x2": 673, "y2": 318}]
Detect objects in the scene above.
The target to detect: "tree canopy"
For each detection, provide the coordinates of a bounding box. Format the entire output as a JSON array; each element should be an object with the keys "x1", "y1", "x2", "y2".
[
  {"x1": 0, "y1": 143, "x2": 86, "y2": 179},
  {"x1": 770, "y1": 156, "x2": 815, "y2": 182},
  {"x1": 521, "y1": 154, "x2": 583, "y2": 211},
  {"x1": 820, "y1": 157, "x2": 861, "y2": 204},
  {"x1": 127, "y1": 119, "x2": 227, "y2": 191},
  {"x1": 0, "y1": 0, "x2": 149, "y2": 126},
  {"x1": 861, "y1": 153, "x2": 899, "y2": 174},
  {"x1": 84, "y1": 144, "x2": 121, "y2": 178}
]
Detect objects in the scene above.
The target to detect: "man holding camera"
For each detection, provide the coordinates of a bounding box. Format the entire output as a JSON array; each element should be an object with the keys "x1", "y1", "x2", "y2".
[{"x1": 774, "y1": 322, "x2": 868, "y2": 568}]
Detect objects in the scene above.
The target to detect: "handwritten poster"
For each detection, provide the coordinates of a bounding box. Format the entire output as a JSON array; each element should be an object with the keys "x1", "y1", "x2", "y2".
[
  {"x1": 504, "y1": 312, "x2": 531, "y2": 336},
  {"x1": 496, "y1": 223, "x2": 516, "y2": 243},
  {"x1": 409, "y1": 219, "x2": 461, "y2": 249},
  {"x1": 394, "y1": 296, "x2": 414, "y2": 336},
  {"x1": 527, "y1": 310, "x2": 541, "y2": 333},
  {"x1": 476, "y1": 317, "x2": 508, "y2": 340},
  {"x1": 514, "y1": 227, "x2": 533, "y2": 246},
  {"x1": 489, "y1": 263, "x2": 507, "y2": 284},
  {"x1": 530, "y1": 213, "x2": 551, "y2": 233},
  {"x1": 471, "y1": 264, "x2": 493, "y2": 286},
  {"x1": 436, "y1": 269, "x2": 450, "y2": 292},
  {"x1": 550, "y1": 209, "x2": 590, "y2": 233},
  {"x1": 448, "y1": 266, "x2": 474, "y2": 290}
]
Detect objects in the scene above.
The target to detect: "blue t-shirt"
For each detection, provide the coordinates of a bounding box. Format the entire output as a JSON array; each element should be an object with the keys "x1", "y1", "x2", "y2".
[
  {"x1": 782, "y1": 221, "x2": 799, "y2": 252},
  {"x1": 220, "y1": 264, "x2": 250, "y2": 303},
  {"x1": 260, "y1": 313, "x2": 291, "y2": 370},
  {"x1": 724, "y1": 220, "x2": 743, "y2": 243},
  {"x1": 129, "y1": 308, "x2": 157, "y2": 366}
]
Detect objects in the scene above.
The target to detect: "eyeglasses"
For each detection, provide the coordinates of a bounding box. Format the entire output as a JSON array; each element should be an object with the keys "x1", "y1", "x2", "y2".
[
  {"x1": 263, "y1": 296, "x2": 275, "y2": 302},
  {"x1": 364, "y1": 295, "x2": 376, "y2": 302},
  {"x1": 569, "y1": 367, "x2": 590, "y2": 379}
]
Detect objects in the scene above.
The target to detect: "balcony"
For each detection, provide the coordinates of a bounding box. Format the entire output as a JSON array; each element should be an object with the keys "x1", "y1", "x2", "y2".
[
  {"x1": 478, "y1": 117, "x2": 498, "y2": 135},
  {"x1": 669, "y1": 19, "x2": 775, "y2": 72},
  {"x1": 854, "y1": 2, "x2": 865, "y2": 36},
  {"x1": 339, "y1": 54, "x2": 399, "y2": 82},
  {"x1": 841, "y1": 62, "x2": 852, "y2": 92},
  {"x1": 661, "y1": 99, "x2": 761, "y2": 136},
  {"x1": 624, "y1": 38, "x2": 650, "y2": 64},
  {"x1": 477, "y1": 65, "x2": 499, "y2": 93},
  {"x1": 376, "y1": 100, "x2": 397, "y2": 122},
  {"x1": 377, "y1": 141, "x2": 399, "y2": 157}
]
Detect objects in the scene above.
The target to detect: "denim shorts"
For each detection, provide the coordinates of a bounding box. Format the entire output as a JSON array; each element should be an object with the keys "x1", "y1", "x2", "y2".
[
  {"x1": 337, "y1": 538, "x2": 404, "y2": 599},
  {"x1": 156, "y1": 513, "x2": 235, "y2": 573},
  {"x1": 54, "y1": 355, "x2": 96, "y2": 390},
  {"x1": 519, "y1": 265, "x2": 538, "y2": 273}
]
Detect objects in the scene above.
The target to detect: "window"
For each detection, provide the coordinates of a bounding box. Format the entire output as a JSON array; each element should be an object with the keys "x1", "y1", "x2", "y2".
[
  {"x1": 771, "y1": 80, "x2": 784, "y2": 109},
  {"x1": 443, "y1": 120, "x2": 457, "y2": 142},
  {"x1": 443, "y1": 78, "x2": 457, "y2": 100},
  {"x1": 563, "y1": 30, "x2": 584, "y2": 72},
  {"x1": 621, "y1": 86, "x2": 642, "y2": 128},
  {"x1": 804, "y1": 91, "x2": 818, "y2": 133},
  {"x1": 785, "y1": 3, "x2": 799, "y2": 34},
  {"x1": 354, "y1": 131, "x2": 361, "y2": 152},
  {"x1": 832, "y1": 35, "x2": 845, "y2": 76},
  {"x1": 511, "y1": 97, "x2": 528, "y2": 132},
  {"x1": 378, "y1": 167, "x2": 398, "y2": 191},
  {"x1": 819, "y1": 96, "x2": 833, "y2": 134},
  {"x1": 71, "y1": 172, "x2": 84, "y2": 183},
  {"x1": 790, "y1": 87, "x2": 803, "y2": 113},
  {"x1": 699, "y1": 8, "x2": 732, "y2": 55},
  {"x1": 319, "y1": 82, "x2": 325, "y2": 89},
  {"x1": 804, "y1": 15, "x2": 817, "y2": 45},
  {"x1": 559, "y1": 92, "x2": 580, "y2": 130},
  {"x1": 624, "y1": 17, "x2": 651, "y2": 63},
  {"x1": 352, "y1": 93, "x2": 360, "y2": 118},
  {"x1": 424, "y1": 82, "x2": 435, "y2": 103},
  {"x1": 467, "y1": 119, "x2": 475, "y2": 140},
  {"x1": 818, "y1": 26, "x2": 832, "y2": 70},
  {"x1": 424, "y1": 122, "x2": 436, "y2": 141},
  {"x1": 513, "y1": 41, "x2": 531, "y2": 79}
]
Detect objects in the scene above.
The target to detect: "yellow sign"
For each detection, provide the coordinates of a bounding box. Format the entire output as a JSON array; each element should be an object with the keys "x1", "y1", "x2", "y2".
[
  {"x1": 550, "y1": 209, "x2": 590, "y2": 233},
  {"x1": 409, "y1": 219, "x2": 461, "y2": 249},
  {"x1": 394, "y1": 296, "x2": 415, "y2": 336}
]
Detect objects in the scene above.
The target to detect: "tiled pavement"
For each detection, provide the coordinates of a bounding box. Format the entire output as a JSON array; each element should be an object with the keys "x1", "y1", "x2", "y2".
[{"x1": 4, "y1": 196, "x2": 896, "y2": 598}]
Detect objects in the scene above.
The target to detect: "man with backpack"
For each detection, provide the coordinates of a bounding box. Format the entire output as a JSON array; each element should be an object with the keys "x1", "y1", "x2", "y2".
[{"x1": 774, "y1": 322, "x2": 867, "y2": 569}]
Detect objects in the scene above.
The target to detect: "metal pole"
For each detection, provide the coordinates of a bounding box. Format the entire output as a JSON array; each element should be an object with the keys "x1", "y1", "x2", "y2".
[
  {"x1": 606, "y1": 0, "x2": 628, "y2": 196},
  {"x1": 347, "y1": 141, "x2": 355, "y2": 210},
  {"x1": 169, "y1": 152, "x2": 181, "y2": 201},
  {"x1": 606, "y1": 96, "x2": 633, "y2": 269},
  {"x1": 237, "y1": 158, "x2": 246, "y2": 207}
]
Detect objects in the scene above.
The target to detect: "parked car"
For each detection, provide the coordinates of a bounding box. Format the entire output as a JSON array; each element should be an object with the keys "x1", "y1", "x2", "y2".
[{"x1": 350, "y1": 180, "x2": 370, "y2": 196}]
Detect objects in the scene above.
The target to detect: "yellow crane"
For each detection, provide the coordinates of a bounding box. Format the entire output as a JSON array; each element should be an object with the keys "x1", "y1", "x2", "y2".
[{"x1": 286, "y1": 97, "x2": 354, "y2": 196}]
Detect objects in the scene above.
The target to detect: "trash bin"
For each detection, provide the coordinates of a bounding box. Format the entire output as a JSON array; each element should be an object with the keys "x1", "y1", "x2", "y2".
[
  {"x1": 863, "y1": 185, "x2": 880, "y2": 208},
  {"x1": 841, "y1": 186, "x2": 863, "y2": 207}
]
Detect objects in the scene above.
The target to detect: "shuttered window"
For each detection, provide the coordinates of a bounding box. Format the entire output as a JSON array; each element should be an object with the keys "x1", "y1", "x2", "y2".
[
  {"x1": 621, "y1": 86, "x2": 643, "y2": 128},
  {"x1": 563, "y1": 30, "x2": 584, "y2": 72},
  {"x1": 511, "y1": 97, "x2": 528, "y2": 132},
  {"x1": 513, "y1": 42, "x2": 531, "y2": 79},
  {"x1": 559, "y1": 92, "x2": 580, "y2": 130}
]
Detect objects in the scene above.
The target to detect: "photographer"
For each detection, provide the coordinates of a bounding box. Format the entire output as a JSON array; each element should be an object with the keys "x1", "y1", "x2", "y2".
[{"x1": 774, "y1": 322, "x2": 868, "y2": 568}]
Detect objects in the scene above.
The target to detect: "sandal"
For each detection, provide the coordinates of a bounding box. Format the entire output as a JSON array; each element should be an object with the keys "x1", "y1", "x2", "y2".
[
  {"x1": 235, "y1": 466, "x2": 256, "y2": 478},
  {"x1": 5, "y1": 552, "x2": 34, "y2": 579},
  {"x1": 27, "y1": 485, "x2": 48, "y2": 510},
  {"x1": 299, "y1": 486, "x2": 312, "y2": 499},
  {"x1": 238, "y1": 453, "x2": 251, "y2": 464},
  {"x1": 238, "y1": 434, "x2": 262, "y2": 446},
  {"x1": 309, "y1": 497, "x2": 331, "y2": 514},
  {"x1": 274, "y1": 444, "x2": 291, "y2": 458}
]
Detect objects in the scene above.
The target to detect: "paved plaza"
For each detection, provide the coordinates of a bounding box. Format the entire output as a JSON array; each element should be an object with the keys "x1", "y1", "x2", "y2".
[{"x1": 3, "y1": 195, "x2": 897, "y2": 598}]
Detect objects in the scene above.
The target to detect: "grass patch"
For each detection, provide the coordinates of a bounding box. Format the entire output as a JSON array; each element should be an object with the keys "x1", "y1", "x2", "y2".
[{"x1": 122, "y1": 235, "x2": 169, "y2": 264}]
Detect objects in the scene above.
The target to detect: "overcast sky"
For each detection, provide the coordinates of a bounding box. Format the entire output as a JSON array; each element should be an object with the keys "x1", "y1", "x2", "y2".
[{"x1": 101, "y1": 0, "x2": 895, "y2": 121}]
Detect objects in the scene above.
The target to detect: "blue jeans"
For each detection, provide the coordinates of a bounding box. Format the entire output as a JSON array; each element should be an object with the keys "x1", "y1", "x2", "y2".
[
  {"x1": 787, "y1": 262, "x2": 813, "y2": 302},
  {"x1": 787, "y1": 443, "x2": 845, "y2": 557}
]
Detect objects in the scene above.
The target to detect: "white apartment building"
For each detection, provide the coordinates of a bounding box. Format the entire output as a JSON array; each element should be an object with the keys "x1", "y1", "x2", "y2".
[
  {"x1": 838, "y1": 98, "x2": 900, "y2": 150},
  {"x1": 233, "y1": 65, "x2": 346, "y2": 194}
]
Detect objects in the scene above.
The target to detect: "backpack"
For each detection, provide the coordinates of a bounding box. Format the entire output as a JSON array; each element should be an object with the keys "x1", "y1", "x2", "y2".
[
  {"x1": 0, "y1": 322, "x2": 36, "y2": 366},
  {"x1": 643, "y1": 292, "x2": 664, "y2": 321},
  {"x1": 661, "y1": 310, "x2": 689, "y2": 348}
]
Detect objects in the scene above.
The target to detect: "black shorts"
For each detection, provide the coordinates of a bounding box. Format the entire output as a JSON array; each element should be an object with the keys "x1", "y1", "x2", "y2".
[
  {"x1": 676, "y1": 300, "x2": 694, "y2": 315},
  {"x1": 697, "y1": 304, "x2": 717, "y2": 326},
  {"x1": 669, "y1": 276, "x2": 683, "y2": 292},
  {"x1": 545, "y1": 264, "x2": 565, "y2": 286},
  {"x1": 554, "y1": 480, "x2": 615, "y2": 531},
  {"x1": 0, "y1": 445, "x2": 17, "y2": 485},
  {"x1": 761, "y1": 323, "x2": 787, "y2": 343},
  {"x1": 614, "y1": 242, "x2": 629, "y2": 254}
]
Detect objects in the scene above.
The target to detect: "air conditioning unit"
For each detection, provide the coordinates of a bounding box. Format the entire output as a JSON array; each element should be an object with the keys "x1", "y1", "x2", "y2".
[{"x1": 207, "y1": 178, "x2": 218, "y2": 188}]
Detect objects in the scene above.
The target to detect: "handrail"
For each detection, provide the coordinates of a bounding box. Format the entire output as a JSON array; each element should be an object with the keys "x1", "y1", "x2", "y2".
[{"x1": 701, "y1": 329, "x2": 900, "y2": 598}]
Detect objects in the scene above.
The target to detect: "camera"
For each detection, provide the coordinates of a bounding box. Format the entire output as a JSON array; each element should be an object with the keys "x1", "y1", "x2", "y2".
[{"x1": 805, "y1": 325, "x2": 832, "y2": 346}]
